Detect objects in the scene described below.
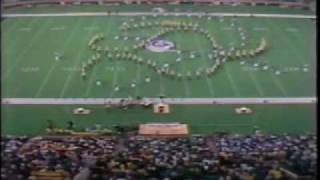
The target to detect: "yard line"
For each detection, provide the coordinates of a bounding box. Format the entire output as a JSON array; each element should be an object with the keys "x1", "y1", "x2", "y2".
[
  {"x1": 224, "y1": 65, "x2": 241, "y2": 96},
  {"x1": 85, "y1": 18, "x2": 113, "y2": 98},
  {"x1": 158, "y1": 75, "x2": 165, "y2": 96},
  {"x1": 83, "y1": 26, "x2": 98, "y2": 31},
  {"x1": 285, "y1": 27, "x2": 299, "y2": 32},
  {"x1": 253, "y1": 27, "x2": 268, "y2": 31},
  {"x1": 3, "y1": 17, "x2": 53, "y2": 80},
  {"x1": 2, "y1": 18, "x2": 36, "y2": 58},
  {"x1": 265, "y1": 19, "x2": 304, "y2": 96},
  {"x1": 258, "y1": 18, "x2": 291, "y2": 97},
  {"x1": 134, "y1": 24, "x2": 147, "y2": 97},
  {"x1": 3, "y1": 97, "x2": 316, "y2": 105},
  {"x1": 189, "y1": 21, "x2": 216, "y2": 97},
  {"x1": 309, "y1": 22, "x2": 316, "y2": 86},
  {"x1": 108, "y1": 29, "x2": 128, "y2": 98},
  {"x1": 85, "y1": 67, "x2": 99, "y2": 97},
  {"x1": 59, "y1": 19, "x2": 99, "y2": 98},
  {"x1": 50, "y1": 26, "x2": 65, "y2": 31},
  {"x1": 280, "y1": 21, "x2": 311, "y2": 66},
  {"x1": 221, "y1": 27, "x2": 232, "y2": 31},
  {"x1": 175, "y1": 53, "x2": 192, "y2": 97},
  {"x1": 3, "y1": 13, "x2": 315, "y2": 19},
  {"x1": 224, "y1": 19, "x2": 263, "y2": 97},
  {"x1": 183, "y1": 79, "x2": 191, "y2": 97},
  {"x1": 247, "y1": 72, "x2": 264, "y2": 97},
  {"x1": 221, "y1": 20, "x2": 251, "y2": 97},
  {"x1": 18, "y1": 27, "x2": 32, "y2": 31},
  {"x1": 2, "y1": 17, "x2": 28, "y2": 35},
  {"x1": 35, "y1": 19, "x2": 83, "y2": 98},
  {"x1": 34, "y1": 63, "x2": 58, "y2": 97},
  {"x1": 134, "y1": 63, "x2": 142, "y2": 97},
  {"x1": 174, "y1": 21, "x2": 191, "y2": 97},
  {"x1": 109, "y1": 62, "x2": 120, "y2": 98},
  {"x1": 269, "y1": 72, "x2": 288, "y2": 96}
]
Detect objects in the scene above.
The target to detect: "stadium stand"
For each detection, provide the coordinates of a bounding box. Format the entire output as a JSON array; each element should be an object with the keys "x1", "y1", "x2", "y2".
[
  {"x1": 1, "y1": 0, "x2": 312, "y2": 9},
  {"x1": 1, "y1": 134, "x2": 316, "y2": 179}
]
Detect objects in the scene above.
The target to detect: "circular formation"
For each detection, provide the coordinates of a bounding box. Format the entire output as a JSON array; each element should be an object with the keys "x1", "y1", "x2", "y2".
[{"x1": 81, "y1": 17, "x2": 269, "y2": 92}]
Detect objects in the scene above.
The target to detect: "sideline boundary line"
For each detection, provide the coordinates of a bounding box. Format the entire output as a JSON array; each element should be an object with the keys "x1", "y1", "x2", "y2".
[
  {"x1": 2, "y1": 97, "x2": 316, "y2": 105},
  {"x1": 2, "y1": 12, "x2": 316, "y2": 19}
]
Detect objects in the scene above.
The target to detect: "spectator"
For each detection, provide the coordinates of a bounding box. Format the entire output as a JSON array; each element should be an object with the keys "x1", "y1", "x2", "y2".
[{"x1": 1, "y1": 134, "x2": 316, "y2": 179}]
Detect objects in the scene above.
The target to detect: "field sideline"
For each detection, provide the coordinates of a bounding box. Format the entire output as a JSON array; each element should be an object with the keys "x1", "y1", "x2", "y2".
[
  {"x1": 2, "y1": 12, "x2": 316, "y2": 19},
  {"x1": 2, "y1": 97, "x2": 317, "y2": 105}
]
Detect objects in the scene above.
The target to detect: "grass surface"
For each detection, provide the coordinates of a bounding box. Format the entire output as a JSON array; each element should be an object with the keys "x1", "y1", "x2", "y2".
[
  {"x1": 2, "y1": 16, "x2": 316, "y2": 98},
  {"x1": 1, "y1": 5, "x2": 316, "y2": 135},
  {"x1": 1, "y1": 104, "x2": 316, "y2": 135}
]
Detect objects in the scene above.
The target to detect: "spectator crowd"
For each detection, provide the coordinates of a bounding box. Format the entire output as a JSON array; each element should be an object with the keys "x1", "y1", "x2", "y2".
[{"x1": 1, "y1": 133, "x2": 317, "y2": 180}]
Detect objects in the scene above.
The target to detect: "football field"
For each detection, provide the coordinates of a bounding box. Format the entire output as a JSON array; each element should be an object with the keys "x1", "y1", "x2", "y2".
[{"x1": 1, "y1": 5, "x2": 316, "y2": 135}]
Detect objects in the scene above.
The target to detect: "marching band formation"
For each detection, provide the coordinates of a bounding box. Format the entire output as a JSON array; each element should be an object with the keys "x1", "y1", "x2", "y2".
[{"x1": 80, "y1": 16, "x2": 269, "y2": 90}]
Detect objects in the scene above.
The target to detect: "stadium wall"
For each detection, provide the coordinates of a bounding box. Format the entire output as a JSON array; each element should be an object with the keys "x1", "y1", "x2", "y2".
[{"x1": 2, "y1": 0, "x2": 311, "y2": 10}]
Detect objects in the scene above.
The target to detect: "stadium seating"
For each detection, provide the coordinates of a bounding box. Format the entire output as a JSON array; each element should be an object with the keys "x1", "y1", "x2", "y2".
[{"x1": 1, "y1": 134, "x2": 316, "y2": 179}]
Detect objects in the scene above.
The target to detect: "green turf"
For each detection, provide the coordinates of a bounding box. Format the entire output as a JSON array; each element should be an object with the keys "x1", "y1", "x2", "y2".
[
  {"x1": 1, "y1": 6, "x2": 316, "y2": 135},
  {"x1": 1, "y1": 104, "x2": 316, "y2": 136},
  {"x1": 2, "y1": 16, "x2": 316, "y2": 98}
]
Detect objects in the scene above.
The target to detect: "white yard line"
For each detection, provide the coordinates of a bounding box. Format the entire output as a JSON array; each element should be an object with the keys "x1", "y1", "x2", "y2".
[
  {"x1": 191, "y1": 30, "x2": 215, "y2": 97},
  {"x1": 285, "y1": 27, "x2": 299, "y2": 32},
  {"x1": 34, "y1": 63, "x2": 58, "y2": 97},
  {"x1": 224, "y1": 65, "x2": 241, "y2": 97},
  {"x1": 269, "y1": 72, "x2": 288, "y2": 96},
  {"x1": 266, "y1": 19, "x2": 302, "y2": 96},
  {"x1": 109, "y1": 62, "x2": 122, "y2": 98},
  {"x1": 175, "y1": 29, "x2": 192, "y2": 97},
  {"x1": 247, "y1": 72, "x2": 265, "y2": 97},
  {"x1": 2, "y1": 12, "x2": 316, "y2": 19},
  {"x1": 204, "y1": 77, "x2": 215, "y2": 97},
  {"x1": 59, "y1": 19, "x2": 98, "y2": 98},
  {"x1": 182, "y1": 79, "x2": 191, "y2": 97},
  {"x1": 18, "y1": 27, "x2": 32, "y2": 31},
  {"x1": 83, "y1": 26, "x2": 99, "y2": 31},
  {"x1": 50, "y1": 26, "x2": 65, "y2": 31},
  {"x1": 3, "y1": 18, "x2": 36, "y2": 58},
  {"x1": 85, "y1": 18, "x2": 113, "y2": 97},
  {"x1": 134, "y1": 25, "x2": 147, "y2": 97},
  {"x1": 221, "y1": 27, "x2": 233, "y2": 31},
  {"x1": 3, "y1": 17, "x2": 26, "y2": 34},
  {"x1": 134, "y1": 63, "x2": 142, "y2": 97},
  {"x1": 3, "y1": 18, "x2": 52, "y2": 80},
  {"x1": 35, "y1": 21, "x2": 82, "y2": 98},
  {"x1": 260, "y1": 18, "x2": 291, "y2": 97},
  {"x1": 108, "y1": 26, "x2": 126, "y2": 98},
  {"x1": 85, "y1": 67, "x2": 99, "y2": 97},
  {"x1": 217, "y1": 19, "x2": 241, "y2": 97},
  {"x1": 158, "y1": 75, "x2": 165, "y2": 96},
  {"x1": 253, "y1": 27, "x2": 268, "y2": 31},
  {"x1": 2, "y1": 97, "x2": 316, "y2": 105}
]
